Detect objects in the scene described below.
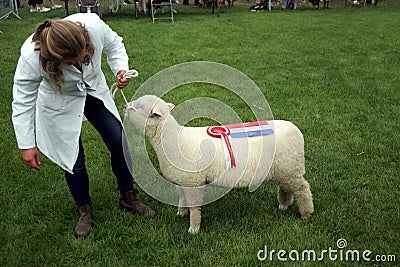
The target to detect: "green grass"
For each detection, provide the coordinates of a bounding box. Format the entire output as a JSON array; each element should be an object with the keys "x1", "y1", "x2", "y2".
[{"x1": 1, "y1": 1, "x2": 399, "y2": 266}]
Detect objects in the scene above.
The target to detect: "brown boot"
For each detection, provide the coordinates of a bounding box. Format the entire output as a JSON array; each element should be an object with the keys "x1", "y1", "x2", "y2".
[
  {"x1": 74, "y1": 204, "x2": 94, "y2": 238},
  {"x1": 119, "y1": 190, "x2": 157, "y2": 217}
]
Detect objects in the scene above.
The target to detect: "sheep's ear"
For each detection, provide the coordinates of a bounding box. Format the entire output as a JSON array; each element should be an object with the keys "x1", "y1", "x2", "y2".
[{"x1": 167, "y1": 103, "x2": 175, "y2": 111}]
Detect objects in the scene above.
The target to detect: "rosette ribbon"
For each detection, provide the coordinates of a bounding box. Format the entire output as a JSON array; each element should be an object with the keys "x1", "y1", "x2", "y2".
[{"x1": 207, "y1": 126, "x2": 236, "y2": 169}]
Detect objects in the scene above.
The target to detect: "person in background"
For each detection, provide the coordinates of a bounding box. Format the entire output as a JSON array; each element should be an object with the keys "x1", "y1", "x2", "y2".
[
  {"x1": 12, "y1": 13, "x2": 156, "y2": 238},
  {"x1": 281, "y1": 0, "x2": 296, "y2": 9},
  {"x1": 49, "y1": 0, "x2": 62, "y2": 9},
  {"x1": 310, "y1": 0, "x2": 319, "y2": 9},
  {"x1": 28, "y1": 0, "x2": 50, "y2": 12},
  {"x1": 2, "y1": 0, "x2": 24, "y2": 8},
  {"x1": 183, "y1": 0, "x2": 200, "y2": 7},
  {"x1": 115, "y1": 0, "x2": 133, "y2": 12}
]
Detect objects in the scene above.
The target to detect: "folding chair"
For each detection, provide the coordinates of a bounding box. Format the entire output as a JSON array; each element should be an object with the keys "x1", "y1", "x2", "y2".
[
  {"x1": 0, "y1": 0, "x2": 21, "y2": 19},
  {"x1": 150, "y1": 0, "x2": 175, "y2": 23},
  {"x1": 77, "y1": 0, "x2": 102, "y2": 17}
]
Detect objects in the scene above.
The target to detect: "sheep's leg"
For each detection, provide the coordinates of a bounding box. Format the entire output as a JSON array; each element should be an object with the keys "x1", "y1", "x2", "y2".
[
  {"x1": 275, "y1": 176, "x2": 314, "y2": 219},
  {"x1": 188, "y1": 206, "x2": 202, "y2": 234},
  {"x1": 183, "y1": 187, "x2": 204, "y2": 234},
  {"x1": 175, "y1": 186, "x2": 204, "y2": 234},
  {"x1": 187, "y1": 187, "x2": 204, "y2": 234},
  {"x1": 177, "y1": 206, "x2": 189, "y2": 217},
  {"x1": 292, "y1": 179, "x2": 314, "y2": 219},
  {"x1": 277, "y1": 186, "x2": 294, "y2": 211},
  {"x1": 176, "y1": 186, "x2": 189, "y2": 217}
]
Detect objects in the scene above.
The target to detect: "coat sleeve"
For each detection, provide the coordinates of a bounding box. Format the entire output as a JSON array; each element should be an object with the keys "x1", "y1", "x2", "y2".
[
  {"x1": 99, "y1": 18, "x2": 130, "y2": 76},
  {"x1": 12, "y1": 45, "x2": 42, "y2": 149}
]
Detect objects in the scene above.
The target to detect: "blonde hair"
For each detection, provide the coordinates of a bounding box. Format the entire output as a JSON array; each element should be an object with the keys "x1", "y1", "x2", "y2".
[{"x1": 32, "y1": 19, "x2": 95, "y2": 91}]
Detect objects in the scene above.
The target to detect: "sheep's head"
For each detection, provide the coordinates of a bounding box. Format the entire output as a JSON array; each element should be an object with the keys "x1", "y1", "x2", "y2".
[{"x1": 124, "y1": 95, "x2": 175, "y2": 134}]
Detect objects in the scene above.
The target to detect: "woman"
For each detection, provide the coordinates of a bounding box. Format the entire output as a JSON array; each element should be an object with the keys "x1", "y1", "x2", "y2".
[{"x1": 12, "y1": 13, "x2": 156, "y2": 238}]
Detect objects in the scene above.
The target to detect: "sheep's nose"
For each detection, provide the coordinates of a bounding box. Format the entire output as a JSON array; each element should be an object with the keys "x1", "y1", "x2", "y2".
[{"x1": 124, "y1": 102, "x2": 137, "y2": 111}]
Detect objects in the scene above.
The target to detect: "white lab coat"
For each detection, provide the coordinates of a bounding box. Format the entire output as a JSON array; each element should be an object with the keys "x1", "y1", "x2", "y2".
[{"x1": 12, "y1": 13, "x2": 129, "y2": 173}]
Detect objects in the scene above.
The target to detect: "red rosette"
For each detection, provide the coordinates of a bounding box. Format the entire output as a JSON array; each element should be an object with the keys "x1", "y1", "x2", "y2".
[
  {"x1": 206, "y1": 126, "x2": 236, "y2": 168},
  {"x1": 206, "y1": 126, "x2": 230, "y2": 138}
]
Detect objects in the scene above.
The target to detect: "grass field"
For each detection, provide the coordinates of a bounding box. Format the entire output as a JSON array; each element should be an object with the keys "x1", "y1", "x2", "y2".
[{"x1": 1, "y1": 0, "x2": 399, "y2": 266}]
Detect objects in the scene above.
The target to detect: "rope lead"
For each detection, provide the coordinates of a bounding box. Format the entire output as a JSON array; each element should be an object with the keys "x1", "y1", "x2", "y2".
[{"x1": 110, "y1": 69, "x2": 139, "y2": 104}]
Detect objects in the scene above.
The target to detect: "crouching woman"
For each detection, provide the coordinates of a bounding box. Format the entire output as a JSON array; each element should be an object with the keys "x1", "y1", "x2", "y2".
[{"x1": 12, "y1": 13, "x2": 156, "y2": 238}]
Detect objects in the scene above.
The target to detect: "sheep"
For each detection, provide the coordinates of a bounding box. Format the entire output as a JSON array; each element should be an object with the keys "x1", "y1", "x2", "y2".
[{"x1": 125, "y1": 95, "x2": 314, "y2": 234}]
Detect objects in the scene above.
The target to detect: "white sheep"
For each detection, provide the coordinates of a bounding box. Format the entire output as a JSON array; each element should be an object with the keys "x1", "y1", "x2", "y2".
[{"x1": 125, "y1": 95, "x2": 314, "y2": 234}]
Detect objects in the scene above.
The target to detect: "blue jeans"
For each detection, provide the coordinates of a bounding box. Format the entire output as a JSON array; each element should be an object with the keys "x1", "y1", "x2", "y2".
[{"x1": 65, "y1": 95, "x2": 134, "y2": 207}]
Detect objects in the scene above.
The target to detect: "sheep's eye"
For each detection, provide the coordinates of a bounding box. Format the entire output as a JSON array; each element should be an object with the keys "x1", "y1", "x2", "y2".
[{"x1": 150, "y1": 112, "x2": 162, "y2": 118}]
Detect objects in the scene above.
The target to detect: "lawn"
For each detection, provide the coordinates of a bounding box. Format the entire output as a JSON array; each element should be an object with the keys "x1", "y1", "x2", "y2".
[{"x1": 0, "y1": 0, "x2": 399, "y2": 266}]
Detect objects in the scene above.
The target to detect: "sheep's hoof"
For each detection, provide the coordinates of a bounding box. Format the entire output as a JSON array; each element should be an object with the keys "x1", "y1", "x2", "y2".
[
  {"x1": 301, "y1": 213, "x2": 312, "y2": 219},
  {"x1": 188, "y1": 226, "x2": 200, "y2": 234},
  {"x1": 177, "y1": 207, "x2": 189, "y2": 217},
  {"x1": 278, "y1": 204, "x2": 289, "y2": 211}
]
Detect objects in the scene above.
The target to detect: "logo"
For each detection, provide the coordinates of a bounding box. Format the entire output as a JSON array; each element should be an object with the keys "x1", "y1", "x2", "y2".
[{"x1": 257, "y1": 238, "x2": 397, "y2": 262}]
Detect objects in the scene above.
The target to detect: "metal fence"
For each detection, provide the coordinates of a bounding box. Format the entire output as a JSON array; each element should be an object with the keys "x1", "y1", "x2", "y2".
[{"x1": 1, "y1": 0, "x2": 21, "y2": 19}]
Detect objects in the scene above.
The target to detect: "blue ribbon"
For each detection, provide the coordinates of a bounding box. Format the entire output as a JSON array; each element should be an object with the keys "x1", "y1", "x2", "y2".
[{"x1": 230, "y1": 129, "x2": 274, "y2": 138}]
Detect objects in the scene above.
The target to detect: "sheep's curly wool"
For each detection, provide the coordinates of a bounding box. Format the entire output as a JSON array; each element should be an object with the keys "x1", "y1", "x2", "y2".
[{"x1": 126, "y1": 95, "x2": 314, "y2": 234}]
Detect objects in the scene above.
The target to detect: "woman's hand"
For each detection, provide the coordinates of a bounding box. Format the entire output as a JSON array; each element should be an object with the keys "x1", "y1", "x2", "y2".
[
  {"x1": 116, "y1": 70, "x2": 131, "y2": 89},
  {"x1": 22, "y1": 147, "x2": 41, "y2": 170}
]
